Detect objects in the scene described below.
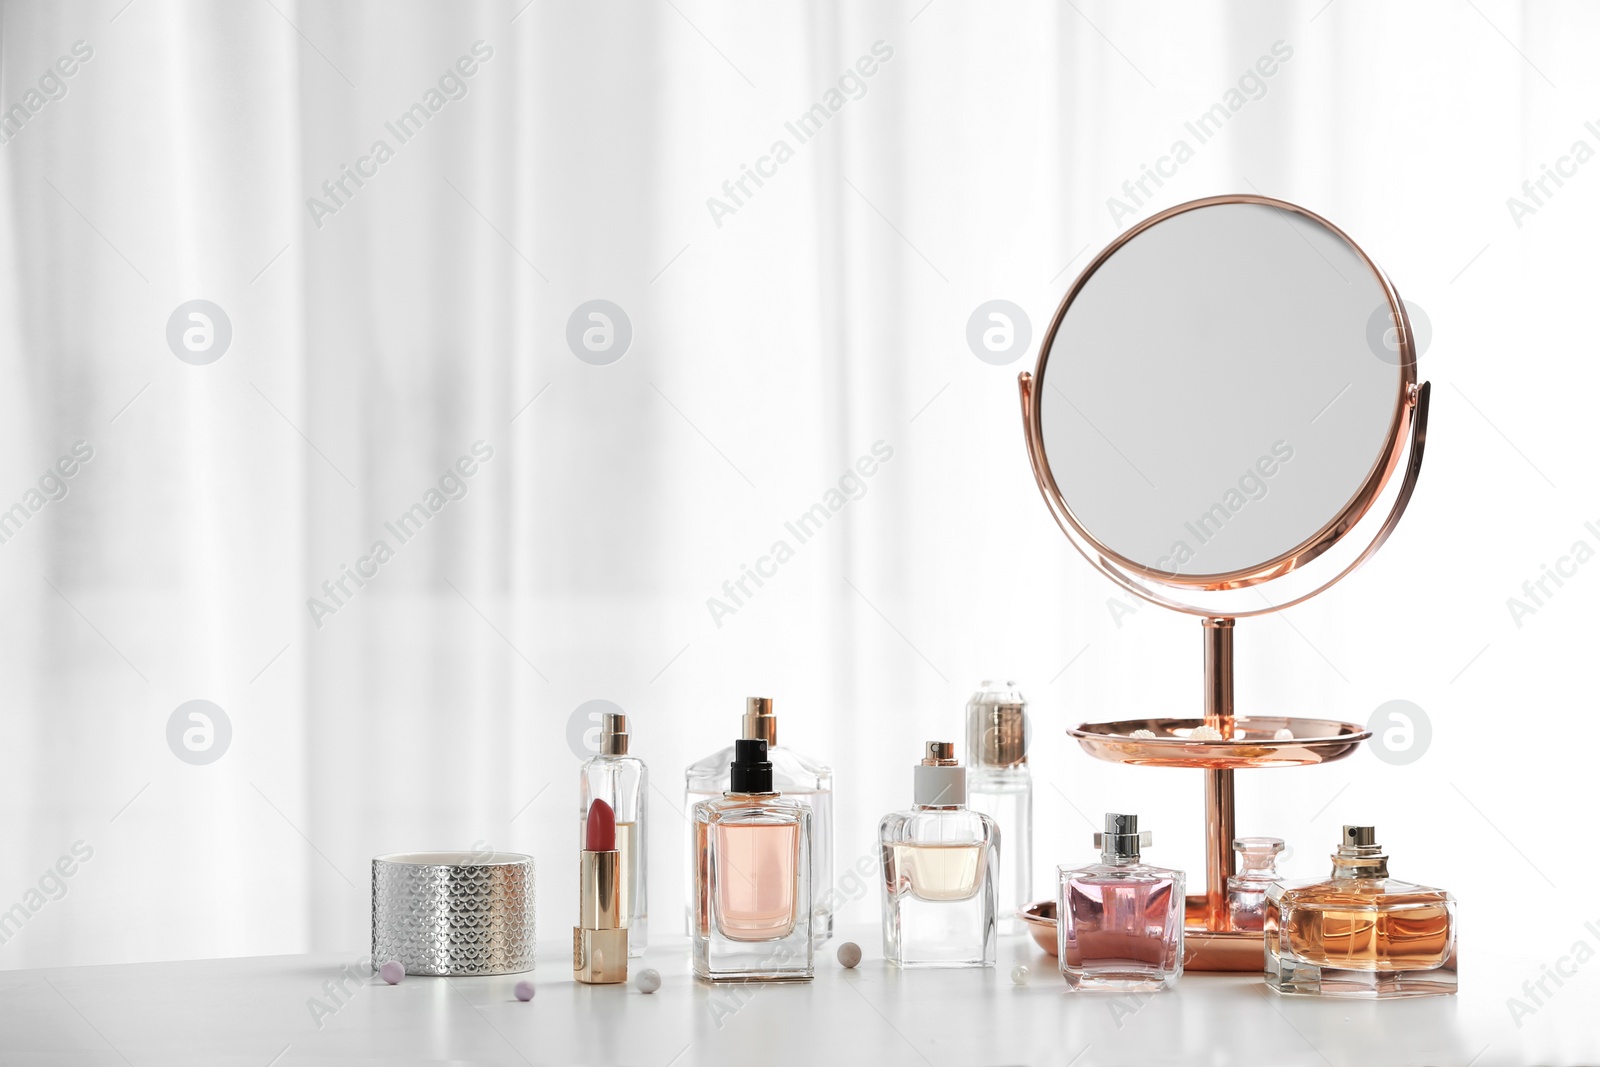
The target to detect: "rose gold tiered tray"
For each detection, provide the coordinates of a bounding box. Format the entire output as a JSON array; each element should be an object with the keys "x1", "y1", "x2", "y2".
[{"x1": 1067, "y1": 620, "x2": 1371, "y2": 971}]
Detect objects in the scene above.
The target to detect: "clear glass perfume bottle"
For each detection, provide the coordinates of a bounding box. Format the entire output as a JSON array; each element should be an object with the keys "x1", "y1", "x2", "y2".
[
  {"x1": 1227, "y1": 836, "x2": 1285, "y2": 933},
  {"x1": 965, "y1": 680, "x2": 1033, "y2": 935},
  {"x1": 1057, "y1": 813, "x2": 1185, "y2": 992},
  {"x1": 578, "y1": 712, "x2": 647, "y2": 956},
  {"x1": 693, "y1": 738, "x2": 814, "y2": 982},
  {"x1": 879, "y1": 742, "x2": 999, "y2": 968},
  {"x1": 684, "y1": 697, "x2": 833, "y2": 941},
  {"x1": 1266, "y1": 825, "x2": 1456, "y2": 999}
]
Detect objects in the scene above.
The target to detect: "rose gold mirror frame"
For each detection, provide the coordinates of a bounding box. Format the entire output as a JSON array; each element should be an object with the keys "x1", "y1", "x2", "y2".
[
  {"x1": 1018, "y1": 193, "x2": 1427, "y2": 617},
  {"x1": 1017, "y1": 194, "x2": 1431, "y2": 969}
]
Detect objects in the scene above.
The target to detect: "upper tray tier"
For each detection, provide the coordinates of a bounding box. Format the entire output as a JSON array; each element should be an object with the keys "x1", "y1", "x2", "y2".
[{"x1": 1069, "y1": 716, "x2": 1370, "y2": 769}]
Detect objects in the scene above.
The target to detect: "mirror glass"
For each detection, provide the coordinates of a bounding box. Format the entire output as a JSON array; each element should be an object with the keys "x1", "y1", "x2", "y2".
[{"x1": 1038, "y1": 201, "x2": 1404, "y2": 579}]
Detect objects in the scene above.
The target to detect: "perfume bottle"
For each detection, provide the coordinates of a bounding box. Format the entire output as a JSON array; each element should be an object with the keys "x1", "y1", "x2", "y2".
[
  {"x1": 1227, "y1": 836, "x2": 1285, "y2": 933},
  {"x1": 692, "y1": 738, "x2": 814, "y2": 981},
  {"x1": 1057, "y1": 813, "x2": 1185, "y2": 992},
  {"x1": 1266, "y1": 825, "x2": 1457, "y2": 999},
  {"x1": 684, "y1": 697, "x2": 833, "y2": 941},
  {"x1": 965, "y1": 680, "x2": 1033, "y2": 935},
  {"x1": 879, "y1": 742, "x2": 999, "y2": 968},
  {"x1": 578, "y1": 712, "x2": 647, "y2": 955}
]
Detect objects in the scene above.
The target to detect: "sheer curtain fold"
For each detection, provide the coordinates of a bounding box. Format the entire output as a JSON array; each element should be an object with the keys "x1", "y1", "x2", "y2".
[{"x1": 1, "y1": 1, "x2": 1589, "y2": 970}]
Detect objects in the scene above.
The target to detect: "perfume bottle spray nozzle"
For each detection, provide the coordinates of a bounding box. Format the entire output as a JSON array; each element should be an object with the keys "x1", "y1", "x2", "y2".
[
  {"x1": 742, "y1": 697, "x2": 777, "y2": 746},
  {"x1": 1094, "y1": 812, "x2": 1153, "y2": 863}
]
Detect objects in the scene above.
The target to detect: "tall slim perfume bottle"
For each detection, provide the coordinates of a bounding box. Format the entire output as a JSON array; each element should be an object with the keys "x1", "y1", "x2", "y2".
[
  {"x1": 1057, "y1": 813, "x2": 1185, "y2": 992},
  {"x1": 579, "y1": 712, "x2": 647, "y2": 955},
  {"x1": 693, "y1": 738, "x2": 814, "y2": 981},
  {"x1": 879, "y1": 742, "x2": 999, "y2": 968},
  {"x1": 685, "y1": 697, "x2": 833, "y2": 941},
  {"x1": 965, "y1": 680, "x2": 1032, "y2": 934},
  {"x1": 1266, "y1": 825, "x2": 1457, "y2": 999}
]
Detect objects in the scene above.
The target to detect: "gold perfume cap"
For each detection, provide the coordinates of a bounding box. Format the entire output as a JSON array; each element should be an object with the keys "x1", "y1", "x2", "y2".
[
  {"x1": 599, "y1": 712, "x2": 629, "y2": 756},
  {"x1": 922, "y1": 741, "x2": 957, "y2": 766},
  {"x1": 742, "y1": 697, "x2": 777, "y2": 746}
]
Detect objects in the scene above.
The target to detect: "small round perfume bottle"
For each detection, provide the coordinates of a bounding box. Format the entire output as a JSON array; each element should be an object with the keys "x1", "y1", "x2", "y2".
[{"x1": 1226, "y1": 836, "x2": 1285, "y2": 932}]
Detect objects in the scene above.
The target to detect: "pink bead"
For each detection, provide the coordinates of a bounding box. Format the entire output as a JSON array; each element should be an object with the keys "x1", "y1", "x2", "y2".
[
  {"x1": 379, "y1": 960, "x2": 405, "y2": 985},
  {"x1": 514, "y1": 980, "x2": 535, "y2": 1001}
]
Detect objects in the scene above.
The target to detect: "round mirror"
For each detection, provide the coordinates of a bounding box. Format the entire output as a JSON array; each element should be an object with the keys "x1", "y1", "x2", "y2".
[{"x1": 1021, "y1": 195, "x2": 1427, "y2": 616}]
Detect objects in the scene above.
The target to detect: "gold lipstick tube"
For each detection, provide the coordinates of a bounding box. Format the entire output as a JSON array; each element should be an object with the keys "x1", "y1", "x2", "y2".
[{"x1": 574, "y1": 849, "x2": 628, "y2": 983}]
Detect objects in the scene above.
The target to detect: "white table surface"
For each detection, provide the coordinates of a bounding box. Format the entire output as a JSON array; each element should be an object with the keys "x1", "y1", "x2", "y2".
[{"x1": 3, "y1": 927, "x2": 1595, "y2": 1067}]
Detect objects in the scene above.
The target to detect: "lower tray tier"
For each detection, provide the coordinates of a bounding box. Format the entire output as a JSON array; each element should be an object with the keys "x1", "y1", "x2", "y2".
[{"x1": 1018, "y1": 896, "x2": 1265, "y2": 973}]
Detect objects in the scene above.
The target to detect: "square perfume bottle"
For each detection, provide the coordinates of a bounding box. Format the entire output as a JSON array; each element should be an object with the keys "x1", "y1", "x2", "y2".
[
  {"x1": 878, "y1": 742, "x2": 999, "y2": 968},
  {"x1": 684, "y1": 697, "x2": 833, "y2": 941},
  {"x1": 1057, "y1": 813, "x2": 1184, "y2": 992},
  {"x1": 1266, "y1": 825, "x2": 1456, "y2": 999},
  {"x1": 692, "y1": 739, "x2": 814, "y2": 981}
]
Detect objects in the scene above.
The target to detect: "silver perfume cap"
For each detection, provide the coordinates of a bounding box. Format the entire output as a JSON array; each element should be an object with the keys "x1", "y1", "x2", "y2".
[
  {"x1": 913, "y1": 741, "x2": 966, "y2": 806},
  {"x1": 1332, "y1": 825, "x2": 1389, "y2": 876},
  {"x1": 1094, "y1": 812, "x2": 1152, "y2": 863},
  {"x1": 599, "y1": 712, "x2": 629, "y2": 756}
]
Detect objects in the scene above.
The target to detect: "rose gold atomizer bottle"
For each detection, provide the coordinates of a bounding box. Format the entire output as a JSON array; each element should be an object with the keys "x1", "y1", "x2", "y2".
[{"x1": 575, "y1": 798, "x2": 628, "y2": 983}]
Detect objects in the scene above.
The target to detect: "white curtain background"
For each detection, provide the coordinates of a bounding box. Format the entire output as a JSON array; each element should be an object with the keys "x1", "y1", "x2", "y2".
[{"x1": 2, "y1": 0, "x2": 1596, "y2": 1029}]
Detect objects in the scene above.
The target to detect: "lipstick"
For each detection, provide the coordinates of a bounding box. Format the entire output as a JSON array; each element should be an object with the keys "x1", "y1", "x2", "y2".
[{"x1": 574, "y1": 798, "x2": 628, "y2": 983}]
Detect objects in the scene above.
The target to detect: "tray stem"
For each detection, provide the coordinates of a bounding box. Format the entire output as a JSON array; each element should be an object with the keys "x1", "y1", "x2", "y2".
[{"x1": 1203, "y1": 617, "x2": 1236, "y2": 932}]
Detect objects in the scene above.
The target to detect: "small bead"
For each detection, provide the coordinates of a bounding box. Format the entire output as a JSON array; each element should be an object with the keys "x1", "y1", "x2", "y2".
[
  {"x1": 836, "y1": 941, "x2": 862, "y2": 968},
  {"x1": 635, "y1": 968, "x2": 661, "y2": 993},
  {"x1": 1010, "y1": 964, "x2": 1029, "y2": 986},
  {"x1": 514, "y1": 980, "x2": 535, "y2": 1001},
  {"x1": 379, "y1": 960, "x2": 405, "y2": 985}
]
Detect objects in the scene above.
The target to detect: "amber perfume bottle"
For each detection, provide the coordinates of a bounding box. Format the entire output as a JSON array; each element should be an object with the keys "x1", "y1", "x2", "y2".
[
  {"x1": 1226, "y1": 836, "x2": 1285, "y2": 933},
  {"x1": 684, "y1": 697, "x2": 833, "y2": 941},
  {"x1": 1266, "y1": 825, "x2": 1456, "y2": 998},
  {"x1": 878, "y1": 742, "x2": 999, "y2": 968},
  {"x1": 578, "y1": 712, "x2": 647, "y2": 956},
  {"x1": 692, "y1": 738, "x2": 814, "y2": 981},
  {"x1": 1057, "y1": 813, "x2": 1184, "y2": 992}
]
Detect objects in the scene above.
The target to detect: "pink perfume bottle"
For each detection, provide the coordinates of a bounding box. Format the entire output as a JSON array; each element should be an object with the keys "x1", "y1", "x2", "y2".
[
  {"x1": 1057, "y1": 813, "x2": 1184, "y2": 992},
  {"x1": 692, "y1": 739, "x2": 814, "y2": 981}
]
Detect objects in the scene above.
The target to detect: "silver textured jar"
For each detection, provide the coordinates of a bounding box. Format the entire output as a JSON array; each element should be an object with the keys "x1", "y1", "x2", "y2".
[{"x1": 372, "y1": 852, "x2": 535, "y2": 976}]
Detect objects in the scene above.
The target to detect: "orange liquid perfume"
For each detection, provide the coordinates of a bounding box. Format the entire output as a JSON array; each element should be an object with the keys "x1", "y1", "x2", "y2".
[
  {"x1": 1265, "y1": 825, "x2": 1457, "y2": 998},
  {"x1": 692, "y1": 738, "x2": 814, "y2": 981}
]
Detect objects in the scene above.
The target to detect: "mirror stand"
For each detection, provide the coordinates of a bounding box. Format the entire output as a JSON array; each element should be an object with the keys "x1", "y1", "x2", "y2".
[
  {"x1": 1201, "y1": 617, "x2": 1235, "y2": 934},
  {"x1": 1024, "y1": 195, "x2": 1426, "y2": 972}
]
